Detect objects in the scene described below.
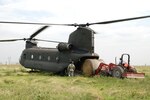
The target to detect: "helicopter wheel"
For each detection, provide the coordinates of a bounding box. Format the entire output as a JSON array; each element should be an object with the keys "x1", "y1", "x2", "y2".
[
  {"x1": 30, "y1": 69, "x2": 36, "y2": 72},
  {"x1": 58, "y1": 68, "x2": 68, "y2": 76},
  {"x1": 82, "y1": 59, "x2": 102, "y2": 76}
]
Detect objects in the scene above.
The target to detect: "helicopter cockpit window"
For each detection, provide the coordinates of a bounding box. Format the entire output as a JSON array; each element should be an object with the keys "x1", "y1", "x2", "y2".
[
  {"x1": 48, "y1": 56, "x2": 51, "y2": 61},
  {"x1": 31, "y1": 55, "x2": 34, "y2": 59},
  {"x1": 39, "y1": 55, "x2": 42, "y2": 60}
]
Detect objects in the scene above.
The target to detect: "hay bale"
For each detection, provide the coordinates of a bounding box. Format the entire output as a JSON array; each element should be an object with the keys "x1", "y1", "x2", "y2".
[{"x1": 82, "y1": 59, "x2": 104, "y2": 76}]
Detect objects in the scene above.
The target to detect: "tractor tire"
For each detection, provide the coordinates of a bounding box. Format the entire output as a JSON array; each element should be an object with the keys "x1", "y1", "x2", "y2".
[
  {"x1": 82, "y1": 59, "x2": 103, "y2": 76},
  {"x1": 99, "y1": 70, "x2": 109, "y2": 77},
  {"x1": 130, "y1": 68, "x2": 137, "y2": 73},
  {"x1": 112, "y1": 66, "x2": 124, "y2": 78}
]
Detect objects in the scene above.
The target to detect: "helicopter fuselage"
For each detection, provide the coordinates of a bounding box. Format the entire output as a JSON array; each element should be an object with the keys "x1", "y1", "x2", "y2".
[
  {"x1": 19, "y1": 27, "x2": 99, "y2": 73},
  {"x1": 19, "y1": 47, "x2": 99, "y2": 73}
]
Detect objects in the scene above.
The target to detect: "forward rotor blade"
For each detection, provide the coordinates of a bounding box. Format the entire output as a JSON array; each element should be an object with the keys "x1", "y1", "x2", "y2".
[
  {"x1": 29, "y1": 26, "x2": 49, "y2": 40},
  {"x1": 0, "y1": 15, "x2": 150, "y2": 27},
  {"x1": 0, "y1": 38, "x2": 25, "y2": 42},
  {"x1": 34, "y1": 39, "x2": 64, "y2": 43},
  {"x1": 88, "y1": 15, "x2": 150, "y2": 25}
]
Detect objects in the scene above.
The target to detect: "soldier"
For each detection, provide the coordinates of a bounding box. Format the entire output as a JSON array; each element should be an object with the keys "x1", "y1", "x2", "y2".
[{"x1": 67, "y1": 61, "x2": 75, "y2": 76}]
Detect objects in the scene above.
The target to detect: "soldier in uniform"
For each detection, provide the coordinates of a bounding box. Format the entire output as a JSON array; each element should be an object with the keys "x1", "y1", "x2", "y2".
[{"x1": 67, "y1": 61, "x2": 75, "y2": 76}]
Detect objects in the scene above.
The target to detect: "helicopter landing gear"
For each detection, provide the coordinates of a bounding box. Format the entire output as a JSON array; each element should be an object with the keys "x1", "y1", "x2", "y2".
[{"x1": 29, "y1": 69, "x2": 39, "y2": 73}]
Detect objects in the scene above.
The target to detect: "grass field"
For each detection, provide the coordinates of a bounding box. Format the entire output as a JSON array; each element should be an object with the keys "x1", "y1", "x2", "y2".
[{"x1": 0, "y1": 65, "x2": 150, "y2": 100}]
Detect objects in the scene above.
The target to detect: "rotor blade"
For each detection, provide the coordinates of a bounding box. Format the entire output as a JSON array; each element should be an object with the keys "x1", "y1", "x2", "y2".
[
  {"x1": 29, "y1": 26, "x2": 49, "y2": 40},
  {"x1": 88, "y1": 15, "x2": 150, "y2": 25},
  {"x1": 34, "y1": 39, "x2": 64, "y2": 43},
  {"x1": 0, "y1": 15, "x2": 150, "y2": 27},
  {"x1": 0, "y1": 21, "x2": 74, "y2": 26},
  {"x1": 0, "y1": 38, "x2": 26, "y2": 42}
]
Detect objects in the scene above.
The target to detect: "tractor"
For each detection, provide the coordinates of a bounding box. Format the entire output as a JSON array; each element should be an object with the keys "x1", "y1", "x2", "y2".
[{"x1": 95, "y1": 54, "x2": 145, "y2": 78}]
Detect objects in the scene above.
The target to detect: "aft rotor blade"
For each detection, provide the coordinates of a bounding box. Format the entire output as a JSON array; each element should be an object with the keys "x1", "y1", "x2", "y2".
[
  {"x1": 29, "y1": 26, "x2": 49, "y2": 40},
  {"x1": 0, "y1": 38, "x2": 26, "y2": 42},
  {"x1": 0, "y1": 21, "x2": 74, "y2": 26},
  {"x1": 88, "y1": 15, "x2": 150, "y2": 25},
  {"x1": 35, "y1": 39, "x2": 64, "y2": 43}
]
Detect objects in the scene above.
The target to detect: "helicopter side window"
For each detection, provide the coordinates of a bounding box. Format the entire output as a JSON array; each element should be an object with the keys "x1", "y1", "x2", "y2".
[
  {"x1": 48, "y1": 56, "x2": 51, "y2": 61},
  {"x1": 31, "y1": 54, "x2": 34, "y2": 60},
  {"x1": 39, "y1": 55, "x2": 42, "y2": 60}
]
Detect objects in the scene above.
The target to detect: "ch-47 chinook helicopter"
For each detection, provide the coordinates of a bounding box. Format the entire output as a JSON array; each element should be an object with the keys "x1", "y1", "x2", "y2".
[{"x1": 0, "y1": 15, "x2": 150, "y2": 76}]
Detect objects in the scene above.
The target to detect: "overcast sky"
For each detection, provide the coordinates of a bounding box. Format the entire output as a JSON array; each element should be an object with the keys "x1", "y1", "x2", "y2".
[{"x1": 0, "y1": 0, "x2": 150, "y2": 65}]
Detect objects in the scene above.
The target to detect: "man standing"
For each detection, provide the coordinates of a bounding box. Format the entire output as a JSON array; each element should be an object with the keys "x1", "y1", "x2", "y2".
[{"x1": 67, "y1": 61, "x2": 75, "y2": 76}]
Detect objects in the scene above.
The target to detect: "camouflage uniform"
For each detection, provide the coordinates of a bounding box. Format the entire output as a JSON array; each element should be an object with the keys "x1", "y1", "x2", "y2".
[{"x1": 67, "y1": 63, "x2": 75, "y2": 76}]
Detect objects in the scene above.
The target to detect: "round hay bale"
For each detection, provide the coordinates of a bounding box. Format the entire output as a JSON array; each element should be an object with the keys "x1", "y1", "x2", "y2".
[{"x1": 82, "y1": 59, "x2": 104, "y2": 76}]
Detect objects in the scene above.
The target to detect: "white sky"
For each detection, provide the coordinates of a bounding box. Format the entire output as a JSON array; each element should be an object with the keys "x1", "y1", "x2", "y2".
[{"x1": 0, "y1": 0, "x2": 150, "y2": 65}]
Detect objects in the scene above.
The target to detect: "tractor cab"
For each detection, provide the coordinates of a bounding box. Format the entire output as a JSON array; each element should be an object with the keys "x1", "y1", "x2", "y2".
[{"x1": 119, "y1": 54, "x2": 130, "y2": 68}]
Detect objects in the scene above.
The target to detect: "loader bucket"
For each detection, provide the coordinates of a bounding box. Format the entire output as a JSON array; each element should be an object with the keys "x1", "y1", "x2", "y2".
[{"x1": 122, "y1": 72, "x2": 145, "y2": 78}]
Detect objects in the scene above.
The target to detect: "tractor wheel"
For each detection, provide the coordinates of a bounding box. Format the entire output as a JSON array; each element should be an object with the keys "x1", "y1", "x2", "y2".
[
  {"x1": 130, "y1": 68, "x2": 137, "y2": 73},
  {"x1": 99, "y1": 70, "x2": 109, "y2": 77},
  {"x1": 112, "y1": 66, "x2": 124, "y2": 78},
  {"x1": 82, "y1": 59, "x2": 103, "y2": 76}
]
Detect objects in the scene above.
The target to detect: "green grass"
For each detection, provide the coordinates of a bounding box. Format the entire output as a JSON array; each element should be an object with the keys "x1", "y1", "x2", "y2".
[{"x1": 0, "y1": 65, "x2": 150, "y2": 100}]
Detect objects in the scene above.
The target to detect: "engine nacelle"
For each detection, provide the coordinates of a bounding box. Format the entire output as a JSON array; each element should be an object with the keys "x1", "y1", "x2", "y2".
[{"x1": 57, "y1": 43, "x2": 73, "y2": 51}]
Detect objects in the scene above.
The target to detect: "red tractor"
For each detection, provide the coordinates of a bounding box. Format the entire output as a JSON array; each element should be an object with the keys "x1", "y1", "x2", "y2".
[{"x1": 95, "y1": 54, "x2": 145, "y2": 78}]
